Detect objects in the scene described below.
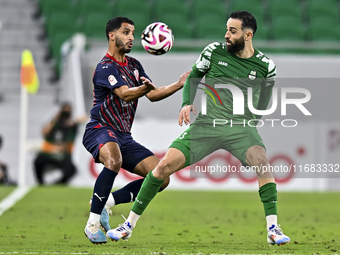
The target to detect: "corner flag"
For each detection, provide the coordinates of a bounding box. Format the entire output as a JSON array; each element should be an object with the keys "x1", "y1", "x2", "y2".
[{"x1": 20, "y1": 49, "x2": 39, "y2": 94}]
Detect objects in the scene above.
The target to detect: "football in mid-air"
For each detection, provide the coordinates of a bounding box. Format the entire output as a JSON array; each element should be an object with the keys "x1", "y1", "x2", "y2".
[{"x1": 141, "y1": 22, "x2": 174, "y2": 55}]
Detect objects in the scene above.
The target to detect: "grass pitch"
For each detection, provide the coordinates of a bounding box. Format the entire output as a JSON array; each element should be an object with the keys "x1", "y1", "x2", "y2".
[
  {"x1": 0, "y1": 186, "x2": 339, "y2": 255},
  {"x1": 0, "y1": 185, "x2": 15, "y2": 200}
]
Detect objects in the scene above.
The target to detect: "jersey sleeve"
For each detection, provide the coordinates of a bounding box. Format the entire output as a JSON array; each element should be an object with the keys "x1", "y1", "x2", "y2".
[
  {"x1": 94, "y1": 64, "x2": 126, "y2": 90},
  {"x1": 256, "y1": 58, "x2": 277, "y2": 119},
  {"x1": 182, "y1": 42, "x2": 218, "y2": 107},
  {"x1": 137, "y1": 60, "x2": 152, "y2": 84},
  {"x1": 181, "y1": 66, "x2": 205, "y2": 107}
]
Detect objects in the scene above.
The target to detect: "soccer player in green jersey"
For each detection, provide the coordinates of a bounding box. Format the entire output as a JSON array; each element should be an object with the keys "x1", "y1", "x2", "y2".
[{"x1": 106, "y1": 11, "x2": 290, "y2": 246}]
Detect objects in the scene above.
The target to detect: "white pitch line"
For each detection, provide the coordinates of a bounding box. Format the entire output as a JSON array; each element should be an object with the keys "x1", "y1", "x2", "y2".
[{"x1": 0, "y1": 185, "x2": 33, "y2": 216}]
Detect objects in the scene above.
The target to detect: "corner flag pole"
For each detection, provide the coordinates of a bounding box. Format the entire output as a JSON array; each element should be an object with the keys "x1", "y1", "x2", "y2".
[
  {"x1": 18, "y1": 85, "x2": 28, "y2": 187},
  {"x1": 19, "y1": 50, "x2": 39, "y2": 187}
]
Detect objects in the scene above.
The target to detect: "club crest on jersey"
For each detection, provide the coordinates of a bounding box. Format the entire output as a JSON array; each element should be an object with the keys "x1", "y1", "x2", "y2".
[
  {"x1": 134, "y1": 69, "x2": 139, "y2": 81},
  {"x1": 248, "y1": 70, "x2": 257, "y2": 80},
  {"x1": 108, "y1": 75, "x2": 117, "y2": 86}
]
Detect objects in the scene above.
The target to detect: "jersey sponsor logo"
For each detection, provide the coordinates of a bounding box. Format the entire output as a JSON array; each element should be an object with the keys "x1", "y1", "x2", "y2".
[
  {"x1": 248, "y1": 70, "x2": 257, "y2": 80},
  {"x1": 102, "y1": 65, "x2": 108, "y2": 69},
  {"x1": 218, "y1": 61, "x2": 228, "y2": 67},
  {"x1": 134, "y1": 69, "x2": 139, "y2": 81},
  {"x1": 108, "y1": 75, "x2": 117, "y2": 86}
]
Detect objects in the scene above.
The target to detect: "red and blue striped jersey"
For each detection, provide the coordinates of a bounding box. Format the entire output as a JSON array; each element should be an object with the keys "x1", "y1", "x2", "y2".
[{"x1": 88, "y1": 53, "x2": 150, "y2": 133}]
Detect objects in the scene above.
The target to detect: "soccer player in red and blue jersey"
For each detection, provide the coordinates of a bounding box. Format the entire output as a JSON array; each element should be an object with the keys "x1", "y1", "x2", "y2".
[{"x1": 83, "y1": 17, "x2": 189, "y2": 244}]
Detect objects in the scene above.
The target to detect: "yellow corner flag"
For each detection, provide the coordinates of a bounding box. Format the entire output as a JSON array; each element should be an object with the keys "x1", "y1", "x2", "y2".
[{"x1": 20, "y1": 49, "x2": 39, "y2": 94}]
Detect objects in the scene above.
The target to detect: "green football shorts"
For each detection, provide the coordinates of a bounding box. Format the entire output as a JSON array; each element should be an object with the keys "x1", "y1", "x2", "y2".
[{"x1": 169, "y1": 121, "x2": 266, "y2": 168}]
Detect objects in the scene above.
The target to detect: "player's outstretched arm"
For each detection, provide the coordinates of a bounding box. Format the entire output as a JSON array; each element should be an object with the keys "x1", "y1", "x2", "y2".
[
  {"x1": 113, "y1": 81, "x2": 155, "y2": 102},
  {"x1": 145, "y1": 71, "x2": 191, "y2": 102}
]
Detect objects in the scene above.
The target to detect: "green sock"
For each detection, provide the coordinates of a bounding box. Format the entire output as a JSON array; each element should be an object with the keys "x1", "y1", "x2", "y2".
[
  {"x1": 259, "y1": 182, "x2": 277, "y2": 216},
  {"x1": 131, "y1": 171, "x2": 165, "y2": 215}
]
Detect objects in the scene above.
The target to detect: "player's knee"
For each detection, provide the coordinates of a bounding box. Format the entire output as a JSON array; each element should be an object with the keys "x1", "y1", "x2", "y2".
[
  {"x1": 154, "y1": 160, "x2": 172, "y2": 179},
  {"x1": 251, "y1": 154, "x2": 268, "y2": 167},
  {"x1": 104, "y1": 157, "x2": 122, "y2": 172}
]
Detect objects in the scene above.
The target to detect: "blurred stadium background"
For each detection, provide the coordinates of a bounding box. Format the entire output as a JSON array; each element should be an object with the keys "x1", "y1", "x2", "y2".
[{"x1": 0, "y1": 0, "x2": 340, "y2": 191}]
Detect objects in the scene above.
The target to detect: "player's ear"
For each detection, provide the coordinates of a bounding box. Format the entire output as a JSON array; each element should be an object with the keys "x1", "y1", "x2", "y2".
[
  {"x1": 244, "y1": 30, "x2": 253, "y2": 41},
  {"x1": 109, "y1": 31, "x2": 115, "y2": 41}
]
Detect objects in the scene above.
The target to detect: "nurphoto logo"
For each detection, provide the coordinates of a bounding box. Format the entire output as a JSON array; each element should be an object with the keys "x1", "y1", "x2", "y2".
[{"x1": 199, "y1": 83, "x2": 312, "y2": 128}]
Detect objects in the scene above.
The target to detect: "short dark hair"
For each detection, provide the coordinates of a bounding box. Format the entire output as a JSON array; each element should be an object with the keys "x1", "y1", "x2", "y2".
[
  {"x1": 230, "y1": 11, "x2": 257, "y2": 36},
  {"x1": 106, "y1": 17, "x2": 134, "y2": 41}
]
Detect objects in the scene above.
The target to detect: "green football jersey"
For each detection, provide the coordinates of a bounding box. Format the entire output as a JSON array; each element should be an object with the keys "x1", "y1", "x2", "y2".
[{"x1": 182, "y1": 42, "x2": 276, "y2": 123}]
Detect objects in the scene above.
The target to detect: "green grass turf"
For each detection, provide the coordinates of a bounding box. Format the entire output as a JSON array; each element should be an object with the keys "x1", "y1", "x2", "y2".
[
  {"x1": 0, "y1": 186, "x2": 339, "y2": 254},
  {"x1": 0, "y1": 185, "x2": 16, "y2": 200}
]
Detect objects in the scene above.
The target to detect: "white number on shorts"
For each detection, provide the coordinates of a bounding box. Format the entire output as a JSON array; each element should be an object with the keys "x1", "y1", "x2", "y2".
[{"x1": 178, "y1": 132, "x2": 188, "y2": 139}]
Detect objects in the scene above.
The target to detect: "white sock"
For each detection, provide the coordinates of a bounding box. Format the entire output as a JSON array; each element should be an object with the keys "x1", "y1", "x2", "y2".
[
  {"x1": 87, "y1": 212, "x2": 100, "y2": 224},
  {"x1": 266, "y1": 215, "x2": 277, "y2": 230},
  {"x1": 106, "y1": 193, "x2": 115, "y2": 208},
  {"x1": 126, "y1": 211, "x2": 140, "y2": 229}
]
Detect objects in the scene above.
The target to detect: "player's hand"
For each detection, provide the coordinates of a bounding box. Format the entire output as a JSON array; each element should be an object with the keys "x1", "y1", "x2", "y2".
[
  {"x1": 178, "y1": 70, "x2": 191, "y2": 88},
  {"x1": 178, "y1": 105, "x2": 196, "y2": 126},
  {"x1": 141, "y1": 77, "x2": 156, "y2": 92}
]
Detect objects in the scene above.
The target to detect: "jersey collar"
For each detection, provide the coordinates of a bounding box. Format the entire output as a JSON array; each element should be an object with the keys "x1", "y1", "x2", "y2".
[{"x1": 105, "y1": 52, "x2": 128, "y2": 66}]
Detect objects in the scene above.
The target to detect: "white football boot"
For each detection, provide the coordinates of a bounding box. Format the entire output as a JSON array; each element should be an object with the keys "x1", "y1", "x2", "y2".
[
  {"x1": 267, "y1": 224, "x2": 290, "y2": 246},
  {"x1": 106, "y1": 221, "x2": 133, "y2": 241}
]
